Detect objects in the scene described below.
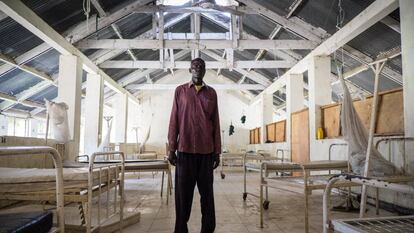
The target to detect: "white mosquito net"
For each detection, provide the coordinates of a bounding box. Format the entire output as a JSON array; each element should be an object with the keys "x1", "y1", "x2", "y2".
[
  {"x1": 97, "y1": 118, "x2": 112, "y2": 152},
  {"x1": 338, "y1": 65, "x2": 399, "y2": 176},
  {"x1": 45, "y1": 100, "x2": 70, "y2": 143}
]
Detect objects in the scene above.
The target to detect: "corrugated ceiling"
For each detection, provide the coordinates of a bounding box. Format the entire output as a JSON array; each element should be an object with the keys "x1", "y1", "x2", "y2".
[{"x1": 0, "y1": 0, "x2": 404, "y2": 114}]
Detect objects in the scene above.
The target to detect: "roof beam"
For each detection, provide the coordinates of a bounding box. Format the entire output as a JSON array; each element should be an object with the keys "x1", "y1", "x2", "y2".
[
  {"x1": 99, "y1": 60, "x2": 295, "y2": 69},
  {"x1": 127, "y1": 83, "x2": 265, "y2": 90},
  {"x1": 90, "y1": 0, "x2": 107, "y2": 17},
  {"x1": 117, "y1": 50, "x2": 189, "y2": 87},
  {"x1": 237, "y1": 0, "x2": 324, "y2": 42},
  {"x1": 0, "y1": 92, "x2": 45, "y2": 109},
  {"x1": 77, "y1": 39, "x2": 317, "y2": 50},
  {"x1": 0, "y1": 11, "x2": 7, "y2": 21},
  {"x1": 239, "y1": 0, "x2": 402, "y2": 86},
  {"x1": 290, "y1": 0, "x2": 399, "y2": 74},
  {"x1": 0, "y1": 0, "x2": 153, "y2": 77},
  {"x1": 133, "y1": 69, "x2": 253, "y2": 105},
  {"x1": 238, "y1": 0, "x2": 304, "y2": 84},
  {"x1": 202, "y1": 50, "x2": 272, "y2": 86},
  {"x1": 0, "y1": 53, "x2": 53, "y2": 82},
  {"x1": 0, "y1": 43, "x2": 51, "y2": 77},
  {"x1": 201, "y1": 12, "x2": 301, "y2": 62},
  {"x1": 88, "y1": 13, "x2": 190, "y2": 65},
  {"x1": 0, "y1": 0, "x2": 141, "y2": 105},
  {"x1": 91, "y1": 0, "x2": 139, "y2": 62},
  {"x1": 380, "y1": 16, "x2": 400, "y2": 33},
  {"x1": 131, "y1": 5, "x2": 255, "y2": 14},
  {"x1": 253, "y1": 0, "x2": 399, "y2": 103},
  {"x1": 8, "y1": 14, "x2": 190, "y2": 114},
  {"x1": 0, "y1": 80, "x2": 55, "y2": 111},
  {"x1": 331, "y1": 47, "x2": 401, "y2": 86},
  {"x1": 99, "y1": 50, "x2": 191, "y2": 102}
]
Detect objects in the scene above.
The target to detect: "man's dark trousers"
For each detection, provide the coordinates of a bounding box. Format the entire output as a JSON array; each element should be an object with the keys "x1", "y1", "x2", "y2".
[{"x1": 174, "y1": 152, "x2": 216, "y2": 233}]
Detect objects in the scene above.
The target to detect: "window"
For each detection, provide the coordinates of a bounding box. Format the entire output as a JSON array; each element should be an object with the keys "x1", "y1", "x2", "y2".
[
  {"x1": 14, "y1": 118, "x2": 26, "y2": 137},
  {"x1": 36, "y1": 119, "x2": 50, "y2": 139},
  {"x1": 5, "y1": 116, "x2": 30, "y2": 137},
  {"x1": 7, "y1": 117, "x2": 14, "y2": 136}
]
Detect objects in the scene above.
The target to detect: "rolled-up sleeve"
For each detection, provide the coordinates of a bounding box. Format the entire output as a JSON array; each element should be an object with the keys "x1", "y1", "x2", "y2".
[
  {"x1": 212, "y1": 92, "x2": 221, "y2": 155},
  {"x1": 168, "y1": 88, "x2": 179, "y2": 152}
]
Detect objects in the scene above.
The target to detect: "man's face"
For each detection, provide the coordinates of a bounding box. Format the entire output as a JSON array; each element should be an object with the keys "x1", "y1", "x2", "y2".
[{"x1": 189, "y1": 60, "x2": 206, "y2": 85}]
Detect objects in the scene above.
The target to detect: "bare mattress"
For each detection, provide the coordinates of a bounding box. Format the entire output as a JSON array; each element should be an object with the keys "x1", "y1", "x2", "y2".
[{"x1": 0, "y1": 166, "x2": 119, "y2": 193}]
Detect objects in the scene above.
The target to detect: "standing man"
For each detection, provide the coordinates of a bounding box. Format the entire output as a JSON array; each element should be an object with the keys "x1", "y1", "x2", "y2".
[{"x1": 168, "y1": 58, "x2": 221, "y2": 233}]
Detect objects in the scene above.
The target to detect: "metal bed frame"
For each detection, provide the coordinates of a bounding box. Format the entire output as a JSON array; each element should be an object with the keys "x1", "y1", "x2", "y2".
[
  {"x1": 123, "y1": 160, "x2": 172, "y2": 204},
  {"x1": 258, "y1": 160, "x2": 349, "y2": 233},
  {"x1": 0, "y1": 147, "x2": 129, "y2": 233},
  {"x1": 370, "y1": 136, "x2": 414, "y2": 214},
  {"x1": 219, "y1": 151, "x2": 245, "y2": 179},
  {"x1": 242, "y1": 150, "x2": 289, "y2": 201},
  {"x1": 0, "y1": 146, "x2": 65, "y2": 233},
  {"x1": 323, "y1": 174, "x2": 414, "y2": 233},
  {"x1": 77, "y1": 157, "x2": 173, "y2": 204},
  {"x1": 219, "y1": 150, "x2": 284, "y2": 180},
  {"x1": 375, "y1": 136, "x2": 414, "y2": 173}
]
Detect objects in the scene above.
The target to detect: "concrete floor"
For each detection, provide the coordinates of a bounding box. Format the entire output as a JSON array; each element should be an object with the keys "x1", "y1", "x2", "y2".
[
  {"x1": 0, "y1": 167, "x2": 394, "y2": 233},
  {"x1": 121, "y1": 168, "x2": 394, "y2": 233}
]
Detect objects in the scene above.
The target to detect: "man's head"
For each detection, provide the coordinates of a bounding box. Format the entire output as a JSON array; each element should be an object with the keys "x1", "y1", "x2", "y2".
[{"x1": 189, "y1": 58, "x2": 206, "y2": 85}]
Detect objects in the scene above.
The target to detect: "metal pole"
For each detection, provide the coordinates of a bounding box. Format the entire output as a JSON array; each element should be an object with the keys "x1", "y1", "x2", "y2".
[{"x1": 359, "y1": 61, "x2": 386, "y2": 217}]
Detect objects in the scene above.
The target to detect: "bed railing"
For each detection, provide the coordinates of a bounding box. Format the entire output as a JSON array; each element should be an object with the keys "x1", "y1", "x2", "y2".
[
  {"x1": 375, "y1": 136, "x2": 414, "y2": 173},
  {"x1": 276, "y1": 149, "x2": 289, "y2": 162},
  {"x1": 328, "y1": 143, "x2": 348, "y2": 161},
  {"x1": 323, "y1": 174, "x2": 414, "y2": 233},
  {"x1": 88, "y1": 151, "x2": 125, "y2": 233},
  {"x1": 0, "y1": 146, "x2": 65, "y2": 233}
]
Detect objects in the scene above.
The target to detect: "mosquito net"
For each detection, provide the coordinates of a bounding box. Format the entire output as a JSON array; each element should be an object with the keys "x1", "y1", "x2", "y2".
[
  {"x1": 45, "y1": 100, "x2": 70, "y2": 143},
  {"x1": 338, "y1": 65, "x2": 398, "y2": 176}
]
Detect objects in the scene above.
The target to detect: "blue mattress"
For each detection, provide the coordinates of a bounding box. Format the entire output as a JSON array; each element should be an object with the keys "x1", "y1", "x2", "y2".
[{"x1": 0, "y1": 211, "x2": 53, "y2": 233}]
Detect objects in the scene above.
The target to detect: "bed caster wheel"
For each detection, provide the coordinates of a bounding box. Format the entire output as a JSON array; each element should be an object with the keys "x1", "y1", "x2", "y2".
[
  {"x1": 221, "y1": 173, "x2": 225, "y2": 179},
  {"x1": 242, "y1": 192, "x2": 247, "y2": 201},
  {"x1": 263, "y1": 200, "x2": 270, "y2": 210}
]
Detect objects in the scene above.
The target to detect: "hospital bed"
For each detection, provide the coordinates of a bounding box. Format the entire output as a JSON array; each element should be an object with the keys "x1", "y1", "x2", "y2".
[
  {"x1": 220, "y1": 149, "x2": 289, "y2": 180},
  {"x1": 0, "y1": 146, "x2": 130, "y2": 233},
  {"x1": 241, "y1": 150, "x2": 289, "y2": 200},
  {"x1": 135, "y1": 151, "x2": 158, "y2": 160},
  {"x1": 258, "y1": 160, "x2": 414, "y2": 233},
  {"x1": 0, "y1": 146, "x2": 64, "y2": 233},
  {"x1": 257, "y1": 160, "x2": 349, "y2": 233},
  {"x1": 323, "y1": 174, "x2": 414, "y2": 233},
  {"x1": 69, "y1": 157, "x2": 173, "y2": 204},
  {"x1": 219, "y1": 151, "x2": 245, "y2": 179}
]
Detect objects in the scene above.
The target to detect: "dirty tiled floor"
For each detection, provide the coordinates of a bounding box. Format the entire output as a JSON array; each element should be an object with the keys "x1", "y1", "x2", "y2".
[
  {"x1": 0, "y1": 168, "x2": 393, "y2": 233},
  {"x1": 122, "y1": 168, "x2": 393, "y2": 233}
]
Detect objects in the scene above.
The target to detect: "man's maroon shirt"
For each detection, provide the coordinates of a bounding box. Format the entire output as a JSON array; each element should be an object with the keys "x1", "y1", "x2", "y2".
[{"x1": 168, "y1": 82, "x2": 221, "y2": 155}]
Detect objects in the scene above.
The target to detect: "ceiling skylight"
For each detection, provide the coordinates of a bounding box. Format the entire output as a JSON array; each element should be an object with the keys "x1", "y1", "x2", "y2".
[
  {"x1": 161, "y1": 0, "x2": 238, "y2": 6},
  {"x1": 161, "y1": 0, "x2": 190, "y2": 6}
]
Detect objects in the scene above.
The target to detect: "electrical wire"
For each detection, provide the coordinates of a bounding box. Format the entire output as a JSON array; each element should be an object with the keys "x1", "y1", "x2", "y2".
[{"x1": 83, "y1": 0, "x2": 91, "y2": 32}]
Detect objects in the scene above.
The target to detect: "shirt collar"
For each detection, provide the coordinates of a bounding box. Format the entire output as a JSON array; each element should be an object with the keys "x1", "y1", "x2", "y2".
[{"x1": 188, "y1": 81, "x2": 208, "y2": 89}]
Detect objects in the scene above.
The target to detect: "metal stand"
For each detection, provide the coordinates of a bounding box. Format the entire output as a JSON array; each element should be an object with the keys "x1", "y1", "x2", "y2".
[
  {"x1": 132, "y1": 126, "x2": 140, "y2": 158},
  {"x1": 360, "y1": 61, "x2": 386, "y2": 217}
]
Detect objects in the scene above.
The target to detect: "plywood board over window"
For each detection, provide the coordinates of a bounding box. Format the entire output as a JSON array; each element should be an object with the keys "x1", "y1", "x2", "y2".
[
  {"x1": 376, "y1": 89, "x2": 404, "y2": 135},
  {"x1": 255, "y1": 128, "x2": 260, "y2": 144},
  {"x1": 321, "y1": 88, "x2": 404, "y2": 138},
  {"x1": 275, "y1": 120, "x2": 286, "y2": 142},
  {"x1": 265, "y1": 120, "x2": 286, "y2": 143},
  {"x1": 291, "y1": 108, "x2": 309, "y2": 165},
  {"x1": 249, "y1": 127, "x2": 261, "y2": 144},
  {"x1": 266, "y1": 123, "x2": 276, "y2": 143}
]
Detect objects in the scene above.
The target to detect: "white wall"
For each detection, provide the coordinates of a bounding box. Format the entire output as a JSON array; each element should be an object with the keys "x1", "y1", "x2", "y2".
[
  {"x1": 134, "y1": 70, "x2": 250, "y2": 154},
  {"x1": 0, "y1": 115, "x2": 7, "y2": 136}
]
